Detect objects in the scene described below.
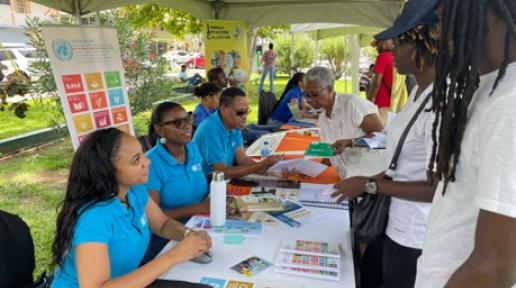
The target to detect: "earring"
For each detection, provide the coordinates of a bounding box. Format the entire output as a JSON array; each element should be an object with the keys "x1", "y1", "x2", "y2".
[{"x1": 160, "y1": 138, "x2": 166, "y2": 144}]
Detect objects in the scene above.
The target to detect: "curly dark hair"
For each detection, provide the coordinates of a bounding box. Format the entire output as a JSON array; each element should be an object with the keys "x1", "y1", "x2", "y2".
[
  {"x1": 428, "y1": 0, "x2": 516, "y2": 192},
  {"x1": 52, "y1": 128, "x2": 124, "y2": 268}
]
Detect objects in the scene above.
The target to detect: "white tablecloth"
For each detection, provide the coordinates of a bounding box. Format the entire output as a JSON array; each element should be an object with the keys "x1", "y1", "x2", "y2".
[{"x1": 159, "y1": 207, "x2": 355, "y2": 288}]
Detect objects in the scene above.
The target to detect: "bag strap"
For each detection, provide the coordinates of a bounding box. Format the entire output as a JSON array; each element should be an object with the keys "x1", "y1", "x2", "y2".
[
  {"x1": 386, "y1": 91, "x2": 433, "y2": 177},
  {"x1": 381, "y1": 76, "x2": 392, "y2": 96}
]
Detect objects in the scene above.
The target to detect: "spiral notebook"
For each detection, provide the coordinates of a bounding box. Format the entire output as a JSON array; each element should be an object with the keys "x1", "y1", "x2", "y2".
[
  {"x1": 298, "y1": 183, "x2": 348, "y2": 210},
  {"x1": 274, "y1": 266, "x2": 340, "y2": 282}
]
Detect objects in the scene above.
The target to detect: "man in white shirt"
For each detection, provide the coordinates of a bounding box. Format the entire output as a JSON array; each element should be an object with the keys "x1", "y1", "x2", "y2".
[
  {"x1": 304, "y1": 66, "x2": 383, "y2": 179},
  {"x1": 415, "y1": 1, "x2": 516, "y2": 287}
]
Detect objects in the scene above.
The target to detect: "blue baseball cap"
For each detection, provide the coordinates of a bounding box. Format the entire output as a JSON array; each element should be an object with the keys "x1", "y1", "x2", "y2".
[{"x1": 374, "y1": 0, "x2": 439, "y2": 40}]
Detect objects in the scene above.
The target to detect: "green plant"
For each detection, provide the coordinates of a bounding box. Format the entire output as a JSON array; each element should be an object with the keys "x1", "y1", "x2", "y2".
[
  {"x1": 320, "y1": 37, "x2": 352, "y2": 79},
  {"x1": 109, "y1": 11, "x2": 176, "y2": 114},
  {"x1": 274, "y1": 33, "x2": 314, "y2": 74}
]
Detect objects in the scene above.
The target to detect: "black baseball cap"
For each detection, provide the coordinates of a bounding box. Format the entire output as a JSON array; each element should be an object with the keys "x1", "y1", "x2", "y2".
[{"x1": 374, "y1": 0, "x2": 439, "y2": 41}]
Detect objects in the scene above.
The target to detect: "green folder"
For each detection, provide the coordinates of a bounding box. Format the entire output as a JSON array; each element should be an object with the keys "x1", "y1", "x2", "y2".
[{"x1": 304, "y1": 142, "x2": 335, "y2": 157}]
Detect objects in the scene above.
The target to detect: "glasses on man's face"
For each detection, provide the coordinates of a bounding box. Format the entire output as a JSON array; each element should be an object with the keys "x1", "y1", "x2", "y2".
[
  {"x1": 234, "y1": 108, "x2": 252, "y2": 117},
  {"x1": 304, "y1": 88, "x2": 327, "y2": 99},
  {"x1": 159, "y1": 113, "x2": 193, "y2": 128}
]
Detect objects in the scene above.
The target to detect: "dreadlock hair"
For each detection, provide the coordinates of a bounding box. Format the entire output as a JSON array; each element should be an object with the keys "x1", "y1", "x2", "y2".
[
  {"x1": 428, "y1": 0, "x2": 516, "y2": 193},
  {"x1": 396, "y1": 24, "x2": 439, "y2": 71}
]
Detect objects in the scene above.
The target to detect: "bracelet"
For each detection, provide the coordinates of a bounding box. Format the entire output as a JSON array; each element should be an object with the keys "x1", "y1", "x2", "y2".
[
  {"x1": 350, "y1": 138, "x2": 355, "y2": 148},
  {"x1": 183, "y1": 227, "x2": 200, "y2": 238}
]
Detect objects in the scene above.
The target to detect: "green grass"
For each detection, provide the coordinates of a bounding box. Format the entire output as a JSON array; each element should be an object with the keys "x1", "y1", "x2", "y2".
[
  {"x1": 0, "y1": 100, "x2": 64, "y2": 140},
  {"x1": 0, "y1": 75, "x2": 362, "y2": 278},
  {"x1": 0, "y1": 139, "x2": 73, "y2": 277}
]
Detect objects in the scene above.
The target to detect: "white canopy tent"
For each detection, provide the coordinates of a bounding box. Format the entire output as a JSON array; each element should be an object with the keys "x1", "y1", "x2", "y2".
[
  {"x1": 31, "y1": 0, "x2": 401, "y2": 28},
  {"x1": 31, "y1": 0, "x2": 399, "y2": 95},
  {"x1": 291, "y1": 23, "x2": 382, "y2": 94}
]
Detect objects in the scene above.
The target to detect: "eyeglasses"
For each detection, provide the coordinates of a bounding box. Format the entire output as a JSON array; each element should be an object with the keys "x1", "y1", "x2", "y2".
[
  {"x1": 159, "y1": 113, "x2": 193, "y2": 128},
  {"x1": 304, "y1": 88, "x2": 327, "y2": 99},
  {"x1": 234, "y1": 108, "x2": 252, "y2": 117}
]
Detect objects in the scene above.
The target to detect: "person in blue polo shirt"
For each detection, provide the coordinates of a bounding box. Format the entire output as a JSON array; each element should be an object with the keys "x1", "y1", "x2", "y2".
[
  {"x1": 141, "y1": 102, "x2": 211, "y2": 263},
  {"x1": 193, "y1": 83, "x2": 221, "y2": 128},
  {"x1": 51, "y1": 128, "x2": 211, "y2": 288},
  {"x1": 193, "y1": 87, "x2": 282, "y2": 178},
  {"x1": 268, "y1": 72, "x2": 308, "y2": 124}
]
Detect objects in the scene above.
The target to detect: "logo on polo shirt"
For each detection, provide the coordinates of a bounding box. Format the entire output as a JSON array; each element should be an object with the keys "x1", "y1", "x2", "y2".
[
  {"x1": 140, "y1": 215, "x2": 147, "y2": 227},
  {"x1": 231, "y1": 141, "x2": 236, "y2": 147},
  {"x1": 192, "y1": 163, "x2": 202, "y2": 172}
]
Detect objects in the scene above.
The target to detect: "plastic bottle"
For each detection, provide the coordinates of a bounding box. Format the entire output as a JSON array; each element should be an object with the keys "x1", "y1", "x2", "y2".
[
  {"x1": 210, "y1": 171, "x2": 226, "y2": 227},
  {"x1": 260, "y1": 140, "x2": 271, "y2": 157}
]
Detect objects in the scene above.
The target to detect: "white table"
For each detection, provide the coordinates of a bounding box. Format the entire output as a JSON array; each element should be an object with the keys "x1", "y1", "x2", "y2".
[{"x1": 159, "y1": 207, "x2": 355, "y2": 288}]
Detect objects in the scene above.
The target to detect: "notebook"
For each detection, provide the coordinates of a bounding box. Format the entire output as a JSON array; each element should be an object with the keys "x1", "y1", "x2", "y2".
[
  {"x1": 274, "y1": 266, "x2": 340, "y2": 282},
  {"x1": 298, "y1": 183, "x2": 348, "y2": 210},
  {"x1": 279, "y1": 239, "x2": 341, "y2": 259},
  {"x1": 275, "y1": 251, "x2": 340, "y2": 272}
]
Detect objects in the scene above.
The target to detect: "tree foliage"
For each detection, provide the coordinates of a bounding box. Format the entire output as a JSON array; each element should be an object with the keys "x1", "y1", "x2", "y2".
[
  {"x1": 320, "y1": 37, "x2": 351, "y2": 79},
  {"x1": 121, "y1": 4, "x2": 202, "y2": 39},
  {"x1": 274, "y1": 33, "x2": 314, "y2": 74}
]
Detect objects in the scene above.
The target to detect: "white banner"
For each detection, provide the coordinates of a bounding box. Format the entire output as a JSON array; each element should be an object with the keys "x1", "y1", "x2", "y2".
[{"x1": 42, "y1": 25, "x2": 134, "y2": 150}]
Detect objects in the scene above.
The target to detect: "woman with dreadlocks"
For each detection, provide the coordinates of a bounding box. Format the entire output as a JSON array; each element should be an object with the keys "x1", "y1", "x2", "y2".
[
  {"x1": 416, "y1": 0, "x2": 516, "y2": 287},
  {"x1": 331, "y1": 0, "x2": 440, "y2": 287}
]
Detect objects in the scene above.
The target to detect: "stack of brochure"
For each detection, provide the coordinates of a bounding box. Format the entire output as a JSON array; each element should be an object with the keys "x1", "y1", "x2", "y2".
[{"x1": 274, "y1": 239, "x2": 342, "y2": 282}]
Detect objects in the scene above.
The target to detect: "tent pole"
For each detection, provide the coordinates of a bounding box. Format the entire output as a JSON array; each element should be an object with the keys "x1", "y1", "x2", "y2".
[
  {"x1": 315, "y1": 30, "x2": 319, "y2": 66},
  {"x1": 74, "y1": 0, "x2": 81, "y2": 23},
  {"x1": 350, "y1": 34, "x2": 360, "y2": 96},
  {"x1": 290, "y1": 32, "x2": 295, "y2": 76}
]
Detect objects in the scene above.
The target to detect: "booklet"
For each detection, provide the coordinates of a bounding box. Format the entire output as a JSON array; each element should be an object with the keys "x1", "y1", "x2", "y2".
[
  {"x1": 230, "y1": 256, "x2": 273, "y2": 277},
  {"x1": 186, "y1": 215, "x2": 263, "y2": 239},
  {"x1": 268, "y1": 158, "x2": 327, "y2": 178},
  {"x1": 234, "y1": 193, "x2": 284, "y2": 212},
  {"x1": 275, "y1": 251, "x2": 340, "y2": 272},
  {"x1": 279, "y1": 239, "x2": 341, "y2": 259},
  {"x1": 304, "y1": 142, "x2": 335, "y2": 157},
  {"x1": 274, "y1": 266, "x2": 340, "y2": 282},
  {"x1": 266, "y1": 200, "x2": 323, "y2": 228}
]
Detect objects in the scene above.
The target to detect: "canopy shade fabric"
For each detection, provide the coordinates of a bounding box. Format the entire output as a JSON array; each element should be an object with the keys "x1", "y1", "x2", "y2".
[
  {"x1": 31, "y1": 0, "x2": 401, "y2": 28},
  {"x1": 291, "y1": 23, "x2": 382, "y2": 46}
]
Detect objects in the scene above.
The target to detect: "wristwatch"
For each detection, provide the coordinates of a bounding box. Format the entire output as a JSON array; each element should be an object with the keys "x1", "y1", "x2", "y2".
[{"x1": 365, "y1": 178, "x2": 378, "y2": 194}]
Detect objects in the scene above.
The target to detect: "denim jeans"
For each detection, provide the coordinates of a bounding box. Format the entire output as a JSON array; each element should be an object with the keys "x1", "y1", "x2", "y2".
[{"x1": 258, "y1": 66, "x2": 275, "y2": 93}]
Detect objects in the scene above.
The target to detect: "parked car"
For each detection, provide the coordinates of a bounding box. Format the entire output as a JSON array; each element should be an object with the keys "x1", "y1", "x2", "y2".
[
  {"x1": 162, "y1": 50, "x2": 191, "y2": 64},
  {"x1": 184, "y1": 54, "x2": 205, "y2": 69},
  {"x1": 0, "y1": 45, "x2": 43, "y2": 79}
]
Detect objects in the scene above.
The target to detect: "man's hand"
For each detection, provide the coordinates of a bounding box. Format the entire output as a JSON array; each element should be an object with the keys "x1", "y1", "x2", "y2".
[
  {"x1": 332, "y1": 176, "x2": 368, "y2": 203},
  {"x1": 331, "y1": 139, "x2": 353, "y2": 155}
]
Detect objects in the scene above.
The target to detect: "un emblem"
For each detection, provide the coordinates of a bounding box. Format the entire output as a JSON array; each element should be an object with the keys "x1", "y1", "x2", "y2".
[{"x1": 52, "y1": 39, "x2": 73, "y2": 61}]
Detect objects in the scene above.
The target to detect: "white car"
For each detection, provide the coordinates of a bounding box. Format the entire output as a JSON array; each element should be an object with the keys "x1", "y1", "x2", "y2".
[
  {"x1": 162, "y1": 50, "x2": 191, "y2": 64},
  {"x1": 0, "y1": 45, "x2": 43, "y2": 78}
]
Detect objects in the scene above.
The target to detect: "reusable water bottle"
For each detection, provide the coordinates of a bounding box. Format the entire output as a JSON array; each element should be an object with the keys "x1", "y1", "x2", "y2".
[
  {"x1": 210, "y1": 171, "x2": 226, "y2": 227},
  {"x1": 260, "y1": 140, "x2": 271, "y2": 157}
]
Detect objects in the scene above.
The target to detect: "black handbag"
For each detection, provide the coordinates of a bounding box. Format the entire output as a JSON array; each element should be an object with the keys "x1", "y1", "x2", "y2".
[{"x1": 350, "y1": 92, "x2": 433, "y2": 243}]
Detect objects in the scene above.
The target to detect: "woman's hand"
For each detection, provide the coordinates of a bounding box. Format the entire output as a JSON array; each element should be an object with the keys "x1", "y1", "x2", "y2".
[
  {"x1": 166, "y1": 232, "x2": 211, "y2": 263},
  {"x1": 332, "y1": 176, "x2": 368, "y2": 203}
]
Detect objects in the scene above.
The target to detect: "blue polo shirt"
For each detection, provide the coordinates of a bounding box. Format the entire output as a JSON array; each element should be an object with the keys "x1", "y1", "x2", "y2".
[
  {"x1": 269, "y1": 86, "x2": 303, "y2": 123},
  {"x1": 145, "y1": 141, "x2": 208, "y2": 209},
  {"x1": 193, "y1": 111, "x2": 243, "y2": 174},
  {"x1": 193, "y1": 103, "x2": 215, "y2": 127},
  {"x1": 51, "y1": 185, "x2": 150, "y2": 288}
]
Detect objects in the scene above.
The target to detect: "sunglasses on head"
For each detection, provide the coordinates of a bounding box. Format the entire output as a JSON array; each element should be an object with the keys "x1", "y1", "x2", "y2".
[
  {"x1": 159, "y1": 113, "x2": 193, "y2": 128},
  {"x1": 234, "y1": 108, "x2": 252, "y2": 117}
]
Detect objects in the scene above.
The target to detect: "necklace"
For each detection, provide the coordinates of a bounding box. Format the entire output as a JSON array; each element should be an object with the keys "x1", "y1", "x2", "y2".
[{"x1": 175, "y1": 146, "x2": 186, "y2": 164}]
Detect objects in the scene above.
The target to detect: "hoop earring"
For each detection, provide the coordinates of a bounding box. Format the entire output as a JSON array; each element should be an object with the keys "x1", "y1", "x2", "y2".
[{"x1": 160, "y1": 138, "x2": 166, "y2": 144}]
